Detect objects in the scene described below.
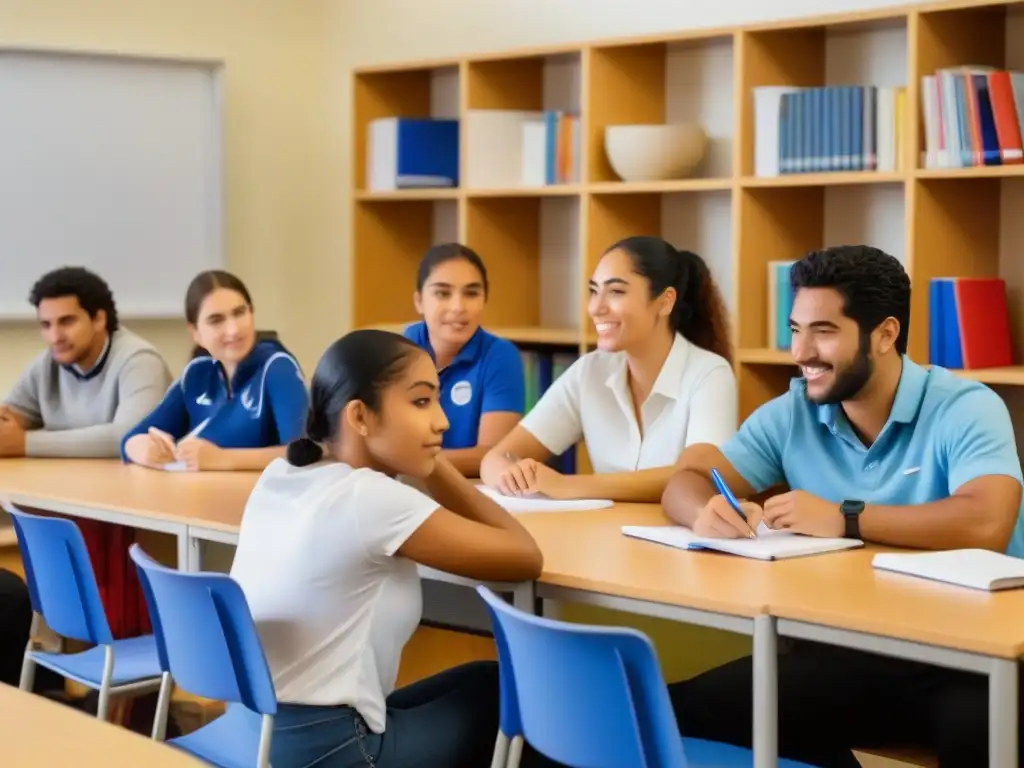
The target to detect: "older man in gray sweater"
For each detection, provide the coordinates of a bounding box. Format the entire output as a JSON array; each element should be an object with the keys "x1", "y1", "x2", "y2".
[{"x1": 0, "y1": 266, "x2": 171, "y2": 458}]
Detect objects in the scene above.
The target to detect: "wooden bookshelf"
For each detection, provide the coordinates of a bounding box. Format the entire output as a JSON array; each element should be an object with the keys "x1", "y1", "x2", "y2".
[{"x1": 351, "y1": 0, "x2": 1024, "y2": 424}]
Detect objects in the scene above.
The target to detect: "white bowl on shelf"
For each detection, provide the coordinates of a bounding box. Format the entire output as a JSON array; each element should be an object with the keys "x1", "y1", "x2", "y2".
[{"x1": 604, "y1": 123, "x2": 708, "y2": 182}]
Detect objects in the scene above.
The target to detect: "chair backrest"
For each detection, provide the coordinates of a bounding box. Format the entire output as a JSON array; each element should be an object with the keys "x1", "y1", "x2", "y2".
[
  {"x1": 129, "y1": 544, "x2": 277, "y2": 715},
  {"x1": 477, "y1": 586, "x2": 688, "y2": 768},
  {"x1": 6, "y1": 505, "x2": 113, "y2": 645}
]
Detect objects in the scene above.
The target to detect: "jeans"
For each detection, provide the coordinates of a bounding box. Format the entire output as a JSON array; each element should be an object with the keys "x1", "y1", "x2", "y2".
[
  {"x1": 668, "y1": 640, "x2": 1024, "y2": 768},
  {"x1": 269, "y1": 660, "x2": 501, "y2": 767}
]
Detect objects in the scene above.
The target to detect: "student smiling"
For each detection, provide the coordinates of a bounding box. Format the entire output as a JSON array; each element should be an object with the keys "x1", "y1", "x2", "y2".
[
  {"x1": 121, "y1": 270, "x2": 308, "y2": 471},
  {"x1": 481, "y1": 236, "x2": 737, "y2": 503},
  {"x1": 403, "y1": 243, "x2": 525, "y2": 477}
]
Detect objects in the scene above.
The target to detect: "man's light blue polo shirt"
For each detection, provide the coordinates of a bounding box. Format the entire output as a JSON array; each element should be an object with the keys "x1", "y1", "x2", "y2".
[
  {"x1": 721, "y1": 357, "x2": 1024, "y2": 558},
  {"x1": 404, "y1": 322, "x2": 525, "y2": 450}
]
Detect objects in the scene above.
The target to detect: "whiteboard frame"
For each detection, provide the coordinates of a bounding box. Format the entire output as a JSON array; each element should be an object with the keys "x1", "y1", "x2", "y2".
[{"x1": 0, "y1": 46, "x2": 226, "y2": 321}]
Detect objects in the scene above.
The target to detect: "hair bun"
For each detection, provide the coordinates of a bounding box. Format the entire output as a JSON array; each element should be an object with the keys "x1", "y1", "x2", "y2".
[{"x1": 286, "y1": 437, "x2": 324, "y2": 467}]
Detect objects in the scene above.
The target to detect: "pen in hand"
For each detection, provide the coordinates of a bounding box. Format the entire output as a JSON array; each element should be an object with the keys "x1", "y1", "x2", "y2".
[{"x1": 710, "y1": 468, "x2": 757, "y2": 538}]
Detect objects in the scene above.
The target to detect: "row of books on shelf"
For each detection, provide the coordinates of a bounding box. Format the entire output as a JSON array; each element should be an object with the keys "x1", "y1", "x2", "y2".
[
  {"x1": 928, "y1": 277, "x2": 1012, "y2": 370},
  {"x1": 765, "y1": 266, "x2": 1014, "y2": 373},
  {"x1": 365, "y1": 111, "x2": 580, "y2": 191},
  {"x1": 921, "y1": 68, "x2": 1024, "y2": 169},
  {"x1": 521, "y1": 348, "x2": 578, "y2": 474},
  {"x1": 754, "y1": 85, "x2": 906, "y2": 177}
]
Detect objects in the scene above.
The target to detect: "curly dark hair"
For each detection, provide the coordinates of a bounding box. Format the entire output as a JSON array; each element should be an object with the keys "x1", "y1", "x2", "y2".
[
  {"x1": 28, "y1": 266, "x2": 119, "y2": 333},
  {"x1": 790, "y1": 245, "x2": 910, "y2": 354},
  {"x1": 605, "y1": 236, "x2": 733, "y2": 364}
]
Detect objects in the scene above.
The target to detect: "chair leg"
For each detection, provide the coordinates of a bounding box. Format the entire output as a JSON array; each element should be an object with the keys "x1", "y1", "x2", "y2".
[
  {"x1": 151, "y1": 672, "x2": 173, "y2": 741},
  {"x1": 490, "y1": 731, "x2": 510, "y2": 768},
  {"x1": 507, "y1": 735, "x2": 524, "y2": 768},
  {"x1": 18, "y1": 613, "x2": 41, "y2": 692},
  {"x1": 95, "y1": 646, "x2": 115, "y2": 721},
  {"x1": 257, "y1": 713, "x2": 274, "y2": 768}
]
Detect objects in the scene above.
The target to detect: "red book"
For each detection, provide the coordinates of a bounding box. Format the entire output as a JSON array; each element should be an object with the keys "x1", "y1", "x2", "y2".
[{"x1": 953, "y1": 277, "x2": 1013, "y2": 369}]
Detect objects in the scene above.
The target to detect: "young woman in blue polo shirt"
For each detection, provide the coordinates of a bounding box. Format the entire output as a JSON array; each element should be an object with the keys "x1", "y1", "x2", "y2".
[
  {"x1": 121, "y1": 270, "x2": 309, "y2": 471},
  {"x1": 404, "y1": 243, "x2": 525, "y2": 476}
]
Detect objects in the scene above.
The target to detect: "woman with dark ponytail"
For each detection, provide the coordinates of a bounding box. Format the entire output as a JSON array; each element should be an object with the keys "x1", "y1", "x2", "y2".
[
  {"x1": 228, "y1": 329, "x2": 542, "y2": 768},
  {"x1": 481, "y1": 235, "x2": 737, "y2": 503}
]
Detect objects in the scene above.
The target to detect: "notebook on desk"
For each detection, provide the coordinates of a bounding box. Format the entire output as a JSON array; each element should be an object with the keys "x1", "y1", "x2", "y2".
[
  {"x1": 621, "y1": 522, "x2": 864, "y2": 561},
  {"x1": 872, "y1": 549, "x2": 1024, "y2": 591},
  {"x1": 475, "y1": 485, "x2": 613, "y2": 513}
]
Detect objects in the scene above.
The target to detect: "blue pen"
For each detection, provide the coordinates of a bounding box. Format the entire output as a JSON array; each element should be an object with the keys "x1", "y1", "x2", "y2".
[{"x1": 710, "y1": 468, "x2": 747, "y2": 523}]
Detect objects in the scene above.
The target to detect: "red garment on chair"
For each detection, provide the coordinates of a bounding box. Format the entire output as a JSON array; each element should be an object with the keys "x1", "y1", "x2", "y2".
[{"x1": 76, "y1": 519, "x2": 151, "y2": 640}]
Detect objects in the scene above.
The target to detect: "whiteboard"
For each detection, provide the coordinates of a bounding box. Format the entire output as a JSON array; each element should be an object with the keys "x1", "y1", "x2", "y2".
[{"x1": 0, "y1": 49, "x2": 223, "y2": 319}]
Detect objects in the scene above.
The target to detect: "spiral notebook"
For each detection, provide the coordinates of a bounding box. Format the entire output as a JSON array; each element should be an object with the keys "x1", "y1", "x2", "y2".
[{"x1": 621, "y1": 522, "x2": 863, "y2": 561}]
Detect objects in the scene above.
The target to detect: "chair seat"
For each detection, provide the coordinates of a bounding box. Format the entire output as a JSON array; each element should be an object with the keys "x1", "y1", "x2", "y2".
[
  {"x1": 169, "y1": 703, "x2": 264, "y2": 768},
  {"x1": 31, "y1": 634, "x2": 163, "y2": 689},
  {"x1": 682, "y1": 737, "x2": 815, "y2": 768}
]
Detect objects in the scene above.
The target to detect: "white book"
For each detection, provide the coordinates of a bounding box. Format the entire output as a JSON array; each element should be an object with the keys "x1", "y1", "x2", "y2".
[
  {"x1": 475, "y1": 485, "x2": 612, "y2": 514},
  {"x1": 622, "y1": 522, "x2": 863, "y2": 561},
  {"x1": 872, "y1": 549, "x2": 1024, "y2": 592}
]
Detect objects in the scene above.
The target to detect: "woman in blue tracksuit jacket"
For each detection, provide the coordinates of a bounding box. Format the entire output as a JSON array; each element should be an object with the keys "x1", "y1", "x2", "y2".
[{"x1": 121, "y1": 270, "x2": 309, "y2": 472}]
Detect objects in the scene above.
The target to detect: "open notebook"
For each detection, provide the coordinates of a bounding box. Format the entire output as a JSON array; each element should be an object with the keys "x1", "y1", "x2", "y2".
[
  {"x1": 475, "y1": 485, "x2": 613, "y2": 513},
  {"x1": 621, "y1": 522, "x2": 863, "y2": 561},
  {"x1": 872, "y1": 549, "x2": 1024, "y2": 591}
]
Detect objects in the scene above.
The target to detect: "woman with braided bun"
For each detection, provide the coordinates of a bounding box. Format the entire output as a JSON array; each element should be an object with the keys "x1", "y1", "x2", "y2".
[
  {"x1": 481, "y1": 235, "x2": 737, "y2": 503},
  {"x1": 228, "y1": 329, "x2": 541, "y2": 767}
]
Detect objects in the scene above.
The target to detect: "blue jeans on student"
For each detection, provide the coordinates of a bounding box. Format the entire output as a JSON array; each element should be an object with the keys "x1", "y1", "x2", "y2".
[{"x1": 269, "y1": 660, "x2": 502, "y2": 767}]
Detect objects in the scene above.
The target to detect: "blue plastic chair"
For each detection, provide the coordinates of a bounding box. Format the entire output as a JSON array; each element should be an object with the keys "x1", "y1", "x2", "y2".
[
  {"x1": 129, "y1": 543, "x2": 277, "y2": 768},
  {"x1": 5, "y1": 505, "x2": 163, "y2": 721},
  {"x1": 476, "y1": 586, "x2": 814, "y2": 768}
]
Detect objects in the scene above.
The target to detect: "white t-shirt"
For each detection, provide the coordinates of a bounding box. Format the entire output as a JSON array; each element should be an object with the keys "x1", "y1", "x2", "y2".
[
  {"x1": 519, "y1": 334, "x2": 737, "y2": 472},
  {"x1": 229, "y1": 458, "x2": 438, "y2": 733}
]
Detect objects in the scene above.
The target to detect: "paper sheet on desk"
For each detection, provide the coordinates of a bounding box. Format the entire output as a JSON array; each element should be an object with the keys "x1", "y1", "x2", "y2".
[{"x1": 475, "y1": 485, "x2": 613, "y2": 513}]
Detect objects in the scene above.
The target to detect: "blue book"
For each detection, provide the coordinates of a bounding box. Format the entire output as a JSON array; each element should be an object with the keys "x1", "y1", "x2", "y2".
[{"x1": 367, "y1": 117, "x2": 459, "y2": 190}]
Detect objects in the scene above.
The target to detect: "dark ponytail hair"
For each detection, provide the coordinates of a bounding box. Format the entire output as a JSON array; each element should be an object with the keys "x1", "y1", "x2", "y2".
[
  {"x1": 606, "y1": 236, "x2": 732, "y2": 365},
  {"x1": 286, "y1": 329, "x2": 422, "y2": 467}
]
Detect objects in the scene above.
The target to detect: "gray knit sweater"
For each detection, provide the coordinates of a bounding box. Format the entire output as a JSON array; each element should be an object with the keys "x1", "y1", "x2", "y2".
[{"x1": 3, "y1": 328, "x2": 172, "y2": 458}]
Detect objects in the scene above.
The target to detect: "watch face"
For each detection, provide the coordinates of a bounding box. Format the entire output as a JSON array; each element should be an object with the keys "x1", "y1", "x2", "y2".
[{"x1": 842, "y1": 500, "x2": 864, "y2": 515}]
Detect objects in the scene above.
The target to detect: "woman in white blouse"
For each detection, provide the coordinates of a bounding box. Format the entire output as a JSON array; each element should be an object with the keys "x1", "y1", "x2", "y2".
[{"x1": 481, "y1": 236, "x2": 737, "y2": 503}]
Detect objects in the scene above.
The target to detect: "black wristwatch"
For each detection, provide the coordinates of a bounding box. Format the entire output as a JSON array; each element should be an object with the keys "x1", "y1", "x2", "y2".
[{"x1": 840, "y1": 500, "x2": 865, "y2": 539}]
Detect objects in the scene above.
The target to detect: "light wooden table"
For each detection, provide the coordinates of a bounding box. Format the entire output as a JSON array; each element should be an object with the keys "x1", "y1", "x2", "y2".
[
  {"x1": 0, "y1": 459, "x2": 258, "y2": 570},
  {"x1": 0, "y1": 682, "x2": 203, "y2": 766},
  {"x1": 2, "y1": 461, "x2": 1021, "y2": 766},
  {"x1": 524, "y1": 505, "x2": 1023, "y2": 768},
  {"x1": 766, "y1": 548, "x2": 1024, "y2": 767}
]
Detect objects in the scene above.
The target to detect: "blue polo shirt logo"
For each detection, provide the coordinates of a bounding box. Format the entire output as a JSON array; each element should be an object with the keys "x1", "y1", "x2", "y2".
[
  {"x1": 451, "y1": 380, "x2": 473, "y2": 407},
  {"x1": 402, "y1": 321, "x2": 526, "y2": 451}
]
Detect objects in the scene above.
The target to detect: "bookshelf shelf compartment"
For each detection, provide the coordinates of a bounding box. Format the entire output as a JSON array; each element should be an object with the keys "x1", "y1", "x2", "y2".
[
  {"x1": 352, "y1": 199, "x2": 457, "y2": 329},
  {"x1": 741, "y1": 17, "x2": 908, "y2": 179},
  {"x1": 465, "y1": 195, "x2": 582, "y2": 332},
  {"x1": 465, "y1": 53, "x2": 581, "y2": 191},
  {"x1": 354, "y1": 65, "x2": 460, "y2": 193},
  {"x1": 588, "y1": 35, "x2": 735, "y2": 183},
  {"x1": 915, "y1": 3, "x2": 1024, "y2": 172}
]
